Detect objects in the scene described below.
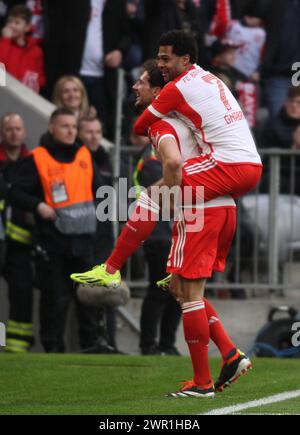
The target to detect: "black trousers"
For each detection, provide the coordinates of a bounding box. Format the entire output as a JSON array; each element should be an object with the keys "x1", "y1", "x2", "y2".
[
  {"x1": 140, "y1": 240, "x2": 182, "y2": 351},
  {"x1": 38, "y1": 251, "x2": 98, "y2": 353},
  {"x1": 3, "y1": 241, "x2": 34, "y2": 324},
  {"x1": 80, "y1": 74, "x2": 116, "y2": 140},
  {"x1": 93, "y1": 230, "x2": 116, "y2": 348}
]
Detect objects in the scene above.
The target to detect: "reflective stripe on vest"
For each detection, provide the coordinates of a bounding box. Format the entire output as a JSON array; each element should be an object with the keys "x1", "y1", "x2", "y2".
[
  {"x1": 6, "y1": 221, "x2": 32, "y2": 245},
  {"x1": 5, "y1": 338, "x2": 30, "y2": 353},
  {"x1": 5, "y1": 320, "x2": 33, "y2": 353},
  {"x1": 32, "y1": 146, "x2": 97, "y2": 235},
  {"x1": 7, "y1": 320, "x2": 33, "y2": 337}
]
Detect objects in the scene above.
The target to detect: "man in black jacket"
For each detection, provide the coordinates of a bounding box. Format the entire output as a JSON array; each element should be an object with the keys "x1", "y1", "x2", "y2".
[
  {"x1": 78, "y1": 115, "x2": 120, "y2": 353},
  {"x1": 10, "y1": 108, "x2": 104, "y2": 352},
  {"x1": 261, "y1": 86, "x2": 300, "y2": 194},
  {"x1": 42, "y1": 0, "x2": 131, "y2": 139},
  {"x1": 261, "y1": 0, "x2": 300, "y2": 118},
  {"x1": 0, "y1": 112, "x2": 34, "y2": 353}
]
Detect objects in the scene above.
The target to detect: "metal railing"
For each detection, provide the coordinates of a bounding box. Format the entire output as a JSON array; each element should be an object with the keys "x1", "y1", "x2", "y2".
[{"x1": 111, "y1": 146, "x2": 300, "y2": 297}]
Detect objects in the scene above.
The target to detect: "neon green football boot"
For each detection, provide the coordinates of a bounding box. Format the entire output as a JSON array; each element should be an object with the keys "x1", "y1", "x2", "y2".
[
  {"x1": 156, "y1": 274, "x2": 172, "y2": 290},
  {"x1": 70, "y1": 264, "x2": 121, "y2": 288}
]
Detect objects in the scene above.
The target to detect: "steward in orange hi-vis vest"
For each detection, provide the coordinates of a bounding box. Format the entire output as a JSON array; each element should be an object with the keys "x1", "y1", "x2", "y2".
[{"x1": 32, "y1": 145, "x2": 97, "y2": 235}]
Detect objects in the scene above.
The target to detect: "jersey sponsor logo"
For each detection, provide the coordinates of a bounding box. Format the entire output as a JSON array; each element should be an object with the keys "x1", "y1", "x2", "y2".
[{"x1": 149, "y1": 130, "x2": 161, "y2": 149}]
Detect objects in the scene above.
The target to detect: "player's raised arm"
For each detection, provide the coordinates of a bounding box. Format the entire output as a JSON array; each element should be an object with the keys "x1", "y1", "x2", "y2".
[{"x1": 158, "y1": 136, "x2": 182, "y2": 188}]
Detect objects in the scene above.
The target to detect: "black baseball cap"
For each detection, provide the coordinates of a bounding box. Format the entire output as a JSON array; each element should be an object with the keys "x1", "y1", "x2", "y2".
[{"x1": 211, "y1": 38, "x2": 241, "y2": 57}]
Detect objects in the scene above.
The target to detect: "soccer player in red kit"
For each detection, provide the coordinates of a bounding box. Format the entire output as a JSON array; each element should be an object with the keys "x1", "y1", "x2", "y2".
[
  {"x1": 71, "y1": 52, "x2": 259, "y2": 396},
  {"x1": 133, "y1": 31, "x2": 262, "y2": 396}
]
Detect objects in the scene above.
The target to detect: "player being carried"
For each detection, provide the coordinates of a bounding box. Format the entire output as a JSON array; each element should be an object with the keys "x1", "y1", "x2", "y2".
[{"x1": 71, "y1": 31, "x2": 262, "y2": 398}]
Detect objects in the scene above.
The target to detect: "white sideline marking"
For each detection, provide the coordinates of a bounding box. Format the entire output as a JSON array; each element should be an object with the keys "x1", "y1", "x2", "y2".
[{"x1": 201, "y1": 390, "x2": 300, "y2": 415}]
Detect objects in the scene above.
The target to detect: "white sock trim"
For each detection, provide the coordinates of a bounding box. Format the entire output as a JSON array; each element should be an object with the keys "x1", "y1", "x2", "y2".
[
  {"x1": 138, "y1": 192, "x2": 160, "y2": 214},
  {"x1": 208, "y1": 316, "x2": 219, "y2": 324},
  {"x1": 182, "y1": 301, "x2": 205, "y2": 314}
]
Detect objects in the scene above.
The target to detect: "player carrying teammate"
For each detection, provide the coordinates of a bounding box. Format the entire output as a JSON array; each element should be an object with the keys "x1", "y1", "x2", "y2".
[{"x1": 71, "y1": 31, "x2": 262, "y2": 397}]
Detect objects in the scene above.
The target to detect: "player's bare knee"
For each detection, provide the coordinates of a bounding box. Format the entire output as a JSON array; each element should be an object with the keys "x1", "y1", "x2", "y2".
[
  {"x1": 181, "y1": 277, "x2": 206, "y2": 302},
  {"x1": 181, "y1": 290, "x2": 204, "y2": 303},
  {"x1": 169, "y1": 274, "x2": 182, "y2": 297}
]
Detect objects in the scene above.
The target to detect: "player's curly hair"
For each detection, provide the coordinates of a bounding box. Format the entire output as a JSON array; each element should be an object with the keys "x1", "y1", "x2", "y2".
[{"x1": 159, "y1": 30, "x2": 198, "y2": 64}]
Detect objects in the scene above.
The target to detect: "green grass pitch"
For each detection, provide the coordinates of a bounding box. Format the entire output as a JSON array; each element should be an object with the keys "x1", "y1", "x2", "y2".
[{"x1": 1, "y1": 354, "x2": 300, "y2": 415}]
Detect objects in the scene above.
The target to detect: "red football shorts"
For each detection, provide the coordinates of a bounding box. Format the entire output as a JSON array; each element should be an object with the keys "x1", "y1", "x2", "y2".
[
  {"x1": 166, "y1": 156, "x2": 260, "y2": 279},
  {"x1": 166, "y1": 206, "x2": 236, "y2": 279},
  {"x1": 182, "y1": 156, "x2": 262, "y2": 202}
]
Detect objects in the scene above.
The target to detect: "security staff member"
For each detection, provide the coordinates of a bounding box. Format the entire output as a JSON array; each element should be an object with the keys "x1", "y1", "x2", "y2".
[
  {"x1": 133, "y1": 140, "x2": 182, "y2": 355},
  {"x1": 10, "y1": 108, "x2": 103, "y2": 352},
  {"x1": 0, "y1": 113, "x2": 34, "y2": 353}
]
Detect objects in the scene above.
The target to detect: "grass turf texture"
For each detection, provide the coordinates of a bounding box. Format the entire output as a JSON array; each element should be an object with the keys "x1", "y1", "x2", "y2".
[{"x1": 0, "y1": 354, "x2": 300, "y2": 415}]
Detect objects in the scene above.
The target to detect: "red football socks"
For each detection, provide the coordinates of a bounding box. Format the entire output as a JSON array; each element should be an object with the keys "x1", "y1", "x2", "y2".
[
  {"x1": 204, "y1": 297, "x2": 236, "y2": 361},
  {"x1": 106, "y1": 192, "x2": 159, "y2": 273},
  {"x1": 182, "y1": 301, "x2": 213, "y2": 388}
]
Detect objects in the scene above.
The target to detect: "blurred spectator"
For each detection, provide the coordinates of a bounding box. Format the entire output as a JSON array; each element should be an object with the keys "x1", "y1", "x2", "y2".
[
  {"x1": 143, "y1": 0, "x2": 205, "y2": 63},
  {"x1": 78, "y1": 116, "x2": 114, "y2": 263},
  {"x1": 208, "y1": 0, "x2": 231, "y2": 39},
  {"x1": 43, "y1": 0, "x2": 131, "y2": 140},
  {"x1": 0, "y1": 1, "x2": 44, "y2": 37},
  {"x1": 208, "y1": 1, "x2": 268, "y2": 79},
  {"x1": 0, "y1": 1, "x2": 20, "y2": 30},
  {"x1": 210, "y1": 38, "x2": 247, "y2": 96},
  {"x1": 224, "y1": 4, "x2": 266, "y2": 81},
  {"x1": 208, "y1": 0, "x2": 266, "y2": 128},
  {"x1": 210, "y1": 39, "x2": 257, "y2": 128},
  {"x1": 26, "y1": 0, "x2": 44, "y2": 41},
  {"x1": 78, "y1": 117, "x2": 112, "y2": 183},
  {"x1": 261, "y1": 0, "x2": 300, "y2": 119},
  {"x1": 78, "y1": 116, "x2": 120, "y2": 353},
  {"x1": 262, "y1": 87, "x2": 300, "y2": 150},
  {"x1": 0, "y1": 113, "x2": 34, "y2": 352},
  {"x1": 124, "y1": 0, "x2": 144, "y2": 73},
  {"x1": 52, "y1": 76, "x2": 97, "y2": 121},
  {"x1": 10, "y1": 108, "x2": 105, "y2": 353},
  {"x1": 229, "y1": 0, "x2": 272, "y2": 20},
  {"x1": 0, "y1": 4, "x2": 45, "y2": 92},
  {"x1": 261, "y1": 86, "x2": 300, "y2": 193}
]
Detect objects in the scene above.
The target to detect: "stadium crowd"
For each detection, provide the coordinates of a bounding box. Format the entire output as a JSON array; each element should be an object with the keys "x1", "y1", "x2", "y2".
[{"x1": 0, "y1": 0, "x2": 300, "y2": 354}]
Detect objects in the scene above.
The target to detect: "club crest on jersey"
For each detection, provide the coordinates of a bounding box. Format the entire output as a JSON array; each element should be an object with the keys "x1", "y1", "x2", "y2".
[{"x1": 149, "y1": 130, "x2": 161, "y2": 149}]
